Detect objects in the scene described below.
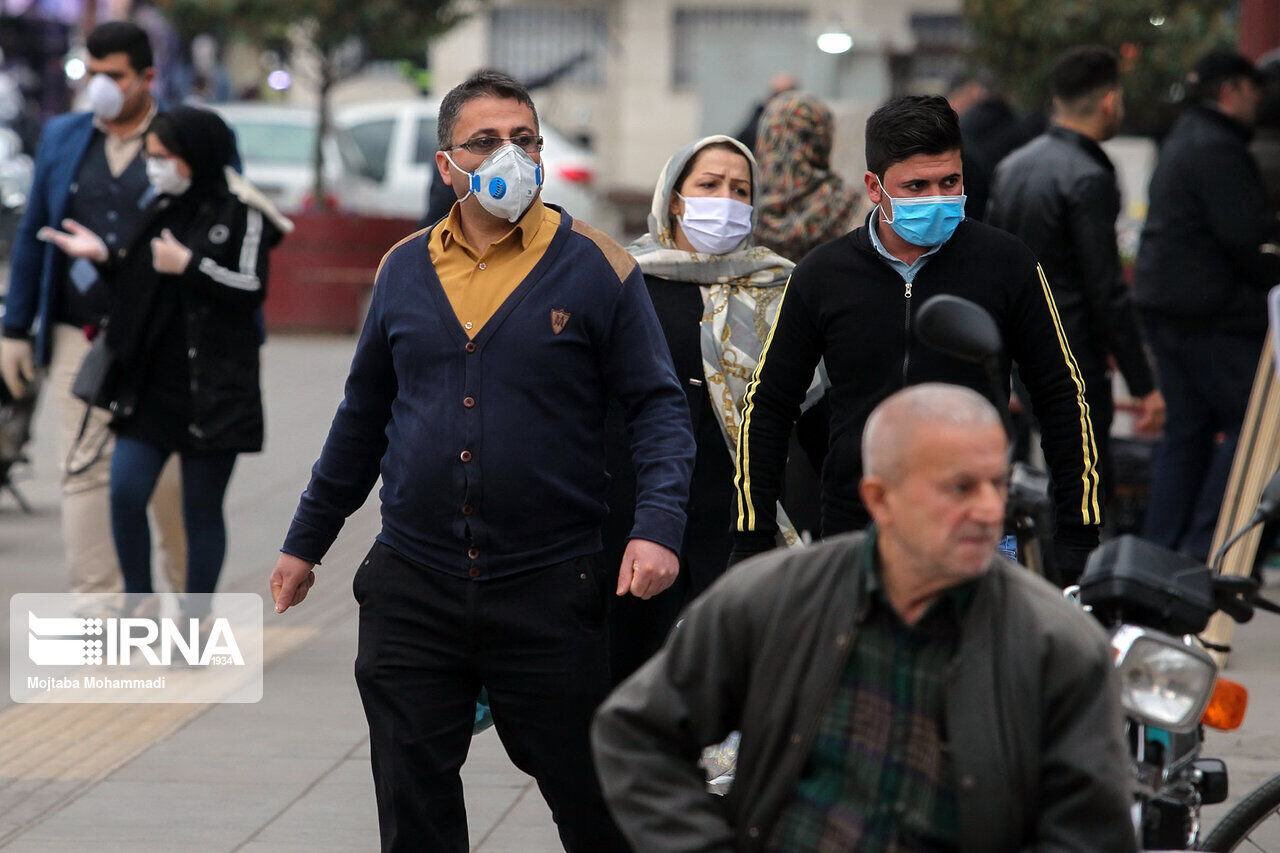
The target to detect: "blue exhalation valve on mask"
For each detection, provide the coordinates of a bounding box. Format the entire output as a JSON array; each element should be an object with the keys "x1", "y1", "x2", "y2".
[{"x1": 448, "y1": 144, "x2": 544, "y2": 223}]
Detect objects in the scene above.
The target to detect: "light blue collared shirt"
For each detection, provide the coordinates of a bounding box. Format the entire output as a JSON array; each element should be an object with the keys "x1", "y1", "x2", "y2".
[{"x1": 867, "y1": 207, "x2": 943, "y2": 286}]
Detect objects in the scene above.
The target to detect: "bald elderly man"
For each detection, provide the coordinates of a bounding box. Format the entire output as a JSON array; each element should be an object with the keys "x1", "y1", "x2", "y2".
[{"x1": 592, "y1": 383, "x2": 1135, "y2": 852}]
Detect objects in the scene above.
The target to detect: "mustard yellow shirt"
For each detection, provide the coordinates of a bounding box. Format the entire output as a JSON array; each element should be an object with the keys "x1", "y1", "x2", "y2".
[{"x1": 427, "y1": 196, "x2": 562, "y2": 338}]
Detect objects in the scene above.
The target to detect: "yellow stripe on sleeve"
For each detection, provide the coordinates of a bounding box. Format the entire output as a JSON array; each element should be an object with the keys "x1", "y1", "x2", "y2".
[
  {"x1": 1035, "y1": 265, "x2": 1103, "y2": 524},
  {"x1": 734, "y1": 274, "x2": 794, "y2": 533}
]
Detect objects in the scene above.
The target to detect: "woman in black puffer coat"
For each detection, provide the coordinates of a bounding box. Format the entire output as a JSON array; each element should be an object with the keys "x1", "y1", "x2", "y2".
[{"x1": 42, "y1": 106, "x2": 290, "y2": 613}]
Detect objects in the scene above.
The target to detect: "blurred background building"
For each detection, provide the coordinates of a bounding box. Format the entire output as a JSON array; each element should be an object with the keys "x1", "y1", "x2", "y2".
[{"x1": 429, "y1": 0, "x2": 965, "y2": 201}]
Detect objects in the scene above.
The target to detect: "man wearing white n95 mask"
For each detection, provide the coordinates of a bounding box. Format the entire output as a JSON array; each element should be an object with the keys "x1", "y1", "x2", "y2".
[
  {"x1": 269, "y1": 69, "x2": 694, "y2": 852},
  {"x1": 1, "y1": 21, "x2": 186, "y2": 598}
]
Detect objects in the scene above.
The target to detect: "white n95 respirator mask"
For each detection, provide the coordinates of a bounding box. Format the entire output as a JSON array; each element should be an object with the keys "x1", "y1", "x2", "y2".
[
  {"x1": 86, "y1": 73, "x2": 125, "y2": 121},
  {"x1": 444, "y1": 144, "x2": 544, "y2": 223}
]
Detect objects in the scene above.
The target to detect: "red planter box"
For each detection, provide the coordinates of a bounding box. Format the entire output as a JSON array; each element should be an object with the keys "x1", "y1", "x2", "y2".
[{"x1": 266, "y1": 212, "x2": 419, "y2": 333}]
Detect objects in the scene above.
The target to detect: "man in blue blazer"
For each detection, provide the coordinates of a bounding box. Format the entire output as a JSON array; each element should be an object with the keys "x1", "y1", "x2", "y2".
[{"x1": 1, "y1": 21, "x2": 185, "y2": 596}]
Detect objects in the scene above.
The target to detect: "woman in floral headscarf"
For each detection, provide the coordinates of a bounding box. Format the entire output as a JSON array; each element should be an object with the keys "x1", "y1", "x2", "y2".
[
  {"x1": 754, "y1": 92, "x2": 862, "y2": 262},
  {"x1": 604, "y1": 134, "x2": 825, "y2": 682}
]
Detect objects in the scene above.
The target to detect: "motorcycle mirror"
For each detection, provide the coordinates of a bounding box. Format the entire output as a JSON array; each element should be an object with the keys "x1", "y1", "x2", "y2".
[
  {"x1": 914, "y1": 294, "x2": 1003, "y2": 364},
  {"x1": 1268, "y1": 284, "x2": 1280, "y2": 377},
  {"x1": 1211, "y1": 467, "x2": 1280, "y2": 573},
  {"x1": 1255, "y1": 467, "x2": 1280, "y2": 524}
]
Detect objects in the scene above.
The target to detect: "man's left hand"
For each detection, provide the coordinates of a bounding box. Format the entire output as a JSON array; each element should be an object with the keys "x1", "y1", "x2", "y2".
[
  {"x1": 616, "y1": 539, "x2": 679, "y2": 599},
  {"x1": 151, "y1": 229, "x2": 193, "y2": 275},
  {"x1": 1134, "y1": 389, "x2": 1166, "y2": 436}
]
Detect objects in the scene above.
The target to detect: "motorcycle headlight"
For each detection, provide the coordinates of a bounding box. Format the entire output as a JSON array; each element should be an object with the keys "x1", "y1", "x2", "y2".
[{"x1": 1112, "y1": 625, "x2": 1216, "y2": 733}]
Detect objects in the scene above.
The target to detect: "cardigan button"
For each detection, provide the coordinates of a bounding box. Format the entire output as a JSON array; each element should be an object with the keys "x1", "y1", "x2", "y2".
[
  {"x1": 460, "y1": 450, "x2": 472, "y2": 462},
  {"x1": 469, "y1": 567, "x2": 481, "y2": 579},
  {"x1": 468, "y1": 547, "x2": 480, "y2": 559},
  {"x1": 465, "y1": 342, "x2": 477, "y2": 353},
  {"x1": 461, "y1": 504, "x2": 474, "y2": 516},
  {"x1": 463, "y1": 396, "x2": 475, "y2": 408},
  {"x1": 959, "y1": 774, "x2": 976, "y2": 790}
]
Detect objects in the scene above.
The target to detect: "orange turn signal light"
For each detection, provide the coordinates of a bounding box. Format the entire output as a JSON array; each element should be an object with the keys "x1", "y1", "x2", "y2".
[{"x1": 1202, "y1": 678, "x2": 1248, "y2": 731}]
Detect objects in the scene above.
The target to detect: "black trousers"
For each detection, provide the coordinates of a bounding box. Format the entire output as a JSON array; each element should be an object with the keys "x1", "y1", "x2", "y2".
[
  {"x1": 353, "y1": 541, "x2": 629, "y2": 852},
  {"x1": 1142, "y1": 324, "x2": 1264, "y2": 560},
  {"x1": 1082, "y1": 368, "x2": 1115, "y2": 510}
]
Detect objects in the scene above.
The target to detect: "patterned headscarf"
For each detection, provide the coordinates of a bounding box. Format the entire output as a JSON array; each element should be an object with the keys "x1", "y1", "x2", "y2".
[
  {"x1": 754, "y1": 93, "x2": 861, "y2": 262},
  {"x1": 628, "y1": 134, "x2": 793, "y2": 287},
  {"x1": 627, "y1": 135, "x2": 826, "y2": 546}
]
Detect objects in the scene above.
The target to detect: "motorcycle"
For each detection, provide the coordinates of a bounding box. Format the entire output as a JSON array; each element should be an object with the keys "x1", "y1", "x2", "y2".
[
  {"x1": 919, "y1": 293, "x2": 1280, "y2": 851},
  {"x1": 1068, "y1": 471, "x2": 1280, "y2": 851}
]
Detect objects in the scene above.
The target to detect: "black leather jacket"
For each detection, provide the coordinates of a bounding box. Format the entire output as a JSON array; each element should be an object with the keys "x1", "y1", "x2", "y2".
[
  {"x1": 1134, "y1": 105, "x2": 1279, "y2": 332},
  {"x1": 987, "y1": 126, "x2": 1154, "y2": 394}
]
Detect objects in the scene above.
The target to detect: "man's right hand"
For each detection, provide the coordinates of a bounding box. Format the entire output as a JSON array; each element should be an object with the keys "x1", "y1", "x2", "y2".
[
  {"x1": 270, "y1": 553, "x2": 317, "y2": 614},
  {"x1": 0, "y1": 338, "x2": 34, "y2": 399}
]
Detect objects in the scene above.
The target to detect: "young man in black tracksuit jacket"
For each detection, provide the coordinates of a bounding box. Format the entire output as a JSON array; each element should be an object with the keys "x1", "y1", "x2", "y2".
[{"x1": 732, "y1": 95, "x2": 1103, "y2": 582}]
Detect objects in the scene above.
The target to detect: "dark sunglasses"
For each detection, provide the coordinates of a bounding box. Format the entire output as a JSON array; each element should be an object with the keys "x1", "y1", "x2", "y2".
[{"x1": 446, "y1": 135, "x2": 544, "y2": 156}]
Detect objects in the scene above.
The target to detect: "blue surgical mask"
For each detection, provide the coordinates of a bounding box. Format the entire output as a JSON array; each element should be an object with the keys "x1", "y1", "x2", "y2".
[{"x1": 877, "y1": 178, "x2": 966, "y2": 247}]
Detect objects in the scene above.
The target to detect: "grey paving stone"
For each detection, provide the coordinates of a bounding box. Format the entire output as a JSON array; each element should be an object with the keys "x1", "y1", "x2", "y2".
[{"x1": 473, "y1": 783, "x2": 563, "y2": 852}]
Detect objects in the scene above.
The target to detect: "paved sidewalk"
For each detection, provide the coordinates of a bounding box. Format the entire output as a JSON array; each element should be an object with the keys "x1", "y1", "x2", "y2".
[{"x1": 0, "y1": 336, "x2": 562, "y2": 851}]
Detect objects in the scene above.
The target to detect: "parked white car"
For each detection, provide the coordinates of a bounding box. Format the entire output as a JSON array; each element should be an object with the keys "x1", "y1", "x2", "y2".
[
  {"x1": 212, "y1": 102, "x2": 363, "y2": 212},
  {"x1": 333, "y1": 99, "x2": 600, "y2": 223}
]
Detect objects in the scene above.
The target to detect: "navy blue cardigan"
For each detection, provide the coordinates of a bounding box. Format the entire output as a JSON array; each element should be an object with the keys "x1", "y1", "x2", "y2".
[{"x1": 283, "y1": 209, "x2": 695, "y2": 577}]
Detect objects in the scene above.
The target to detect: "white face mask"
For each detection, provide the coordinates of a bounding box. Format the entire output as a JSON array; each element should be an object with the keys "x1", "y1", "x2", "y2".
[
  {"x1": 676, "y1": 194, "x2": 753, "y2": 255},
  {"x1": 86, "y1": 73, "x2": 125, "y2": 121},
  {"x1": 443, "y1": 144, "x2": 543, "y2": 223},
  {"x1": 146, "y1": 157, "x2": 191, "y2": 196}
]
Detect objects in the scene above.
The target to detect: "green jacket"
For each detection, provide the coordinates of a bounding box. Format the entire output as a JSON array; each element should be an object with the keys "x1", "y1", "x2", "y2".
[{"x1": 591, "y1": 531, "x2": 1136, "y2": 852}]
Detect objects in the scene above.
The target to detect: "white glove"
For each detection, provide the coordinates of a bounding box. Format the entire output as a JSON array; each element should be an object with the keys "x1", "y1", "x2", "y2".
[
  {"x1": 37, "y1": 219, "x2": 108, "y2": 263},
  {"x1": 0, "y1": 337, "x2": 35, "y2": 399},
  {"x1": 150, "y1": 228, "x2": 193, "y2": 275}
]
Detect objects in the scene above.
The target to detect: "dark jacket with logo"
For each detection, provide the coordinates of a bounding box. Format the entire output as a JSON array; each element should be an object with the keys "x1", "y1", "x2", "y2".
[
  {"x1": 988, "y1": 126, "x2": 1155, "y2": 395},
  {"x1": 104, "y1": 187, "x2": 280, "y2": 453},
  {"x1": 592, "y1": 530, "x2": 1136, "y2": 853},
  {"x1": 1134, "y1": 105, "x2": 1279, "y2": 332},
  {"x1": 102, "y1": 107, "x2": 281, "y2": 454},
  {"x1": 283, "y1": 209, "x2": 695, "y2": 578}
]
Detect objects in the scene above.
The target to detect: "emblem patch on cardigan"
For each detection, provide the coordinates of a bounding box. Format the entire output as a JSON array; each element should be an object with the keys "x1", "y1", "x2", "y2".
[
  {"x1": 550, "y1": 309, "x2": 571, "y2": 334},
  {"x1": 208, "y1": 224, "x2": 231, "y2": 245}
]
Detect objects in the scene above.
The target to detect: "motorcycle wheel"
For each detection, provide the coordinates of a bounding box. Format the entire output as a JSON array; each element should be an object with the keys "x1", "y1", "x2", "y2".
[{"x1": 1200, "y1": 772, "x2": 1280, "y2": 851}]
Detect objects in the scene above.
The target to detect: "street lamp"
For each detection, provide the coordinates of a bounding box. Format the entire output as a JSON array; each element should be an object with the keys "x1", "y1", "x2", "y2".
[
  {"x1": 817, "y1": 23, "x2": 853, "y2": 55},
  {"x1": 64, "y1": 57, "x2": 86, "y2": 82}
]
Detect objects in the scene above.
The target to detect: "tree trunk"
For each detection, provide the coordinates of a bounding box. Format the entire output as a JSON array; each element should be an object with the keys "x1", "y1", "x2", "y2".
[{"x1": 311, "y1": 59, "x2": 332, "y2": 209}]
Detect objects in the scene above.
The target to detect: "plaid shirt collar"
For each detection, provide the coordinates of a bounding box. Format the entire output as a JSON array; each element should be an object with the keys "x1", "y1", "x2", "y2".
[{"x1": 858, "y1": 525, "x2": 975, "y2": 629}]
